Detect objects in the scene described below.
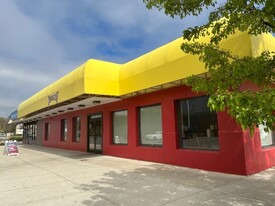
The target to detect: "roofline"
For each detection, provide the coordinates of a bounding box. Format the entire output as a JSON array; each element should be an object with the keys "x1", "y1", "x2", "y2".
[{"x1": 18, "y1": 32, "x2": 275, "y2": 120}]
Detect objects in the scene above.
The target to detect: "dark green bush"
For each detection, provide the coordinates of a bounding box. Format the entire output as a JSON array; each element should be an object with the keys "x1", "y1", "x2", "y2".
[{"x1": 9, "y1": 136, "x2": 23, "y2": 141}]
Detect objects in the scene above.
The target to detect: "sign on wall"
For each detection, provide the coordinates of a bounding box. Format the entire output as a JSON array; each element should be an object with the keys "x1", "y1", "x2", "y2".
[{"x1": 48, "y1": 91, "x2": 59, "y2": 106}]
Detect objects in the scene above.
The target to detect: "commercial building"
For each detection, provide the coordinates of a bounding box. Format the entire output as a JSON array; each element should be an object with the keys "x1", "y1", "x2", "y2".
[{"x1": 18, "y1": 31, "x2": 275, "y2": 175}]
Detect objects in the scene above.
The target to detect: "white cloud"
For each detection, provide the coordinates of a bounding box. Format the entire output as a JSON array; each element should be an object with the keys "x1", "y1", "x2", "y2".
[
  {"x1": 0, "y1": 0, "x2": 211, "y2": 117},
  {"x1": 0, "y1": 65, "x2": 52, "y2": 85},
  {"x1": 0, "y1": 1, "x2": 64, "y2": 67}
]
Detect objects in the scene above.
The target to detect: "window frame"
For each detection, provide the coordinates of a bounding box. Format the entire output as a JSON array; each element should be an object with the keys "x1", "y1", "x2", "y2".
[
  {"x1": 73, "y1": 116, "x2": 81, "y2": 142},
  {"x1": 23, "y1": 122, "x2": 37, "y2": 141},
  {"x1": 259, "y1": 124, "x2": 275, "y2": 148},
  {"x1": 45, "y1": 122, "x2": 50, "y2": 141},
  {"x1": 138, "y1": 104, "x2": 163, "y2": 147},
  {"x1": 176, "y1": 95, "x2": 219, "y2": 150},
  {"x1": 61, "y1": 119, "x2": 68, "y2": 142},
  {"x1": 112, "y1": 110, "x2": 128, "y2": 145}
]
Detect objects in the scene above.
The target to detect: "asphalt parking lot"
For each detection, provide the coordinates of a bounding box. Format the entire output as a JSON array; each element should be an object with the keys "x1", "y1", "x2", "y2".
[{"x1": 1, "y1": 144, "x2": 275, "y2": 206}]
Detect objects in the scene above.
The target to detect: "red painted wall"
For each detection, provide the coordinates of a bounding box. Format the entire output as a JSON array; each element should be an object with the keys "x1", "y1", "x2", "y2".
[
  {"x1": 239, "y1": 81, "x2": 275, "y2": 175},
  {"x1": 42, "y1": 112, "x2": 88, "y2": 151},
  {"x1": 40, "y1": 85, "x2": 275, "y2": 175},
  {"x1": 102, "y1": 86, "x2": 247, "y2": 175},
  {"x1": 243, "y1": 131, "x2": 275, "y2": 175}
]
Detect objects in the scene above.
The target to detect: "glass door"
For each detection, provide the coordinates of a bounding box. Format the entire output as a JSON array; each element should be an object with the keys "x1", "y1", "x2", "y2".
[{"x1": 88, "y1": 114, "x2": 102, "y2": 153}]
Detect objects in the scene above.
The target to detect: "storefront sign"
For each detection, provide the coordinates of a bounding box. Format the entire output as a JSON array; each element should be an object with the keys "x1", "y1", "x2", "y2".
[
  {"x1": 48, "y1": 91, "x2": 59, "y2": 105},
  {"x1": 3, "y1": 140, "x2": 19, "y2": 156}
]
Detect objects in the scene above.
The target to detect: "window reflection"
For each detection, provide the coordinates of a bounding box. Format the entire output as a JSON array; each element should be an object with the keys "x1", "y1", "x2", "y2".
[
  {"x1": 23, "y1": 122, "x2": 37, "y2": 141},
  {"x1": 139, "y1": 105, "x2": 163, "y2": 146},
  {"x1": 61, "y1": 119, "x2": 68, "y2": 141},
  {"x1": 113, "y1": 110, "x2": 128, "y2": 144},
  {"x1": 259, "y1": 124, "x2": 275, "y2": 147},
  {"x1": 177, "y1": 96, "x2": 219, "y2": 149},
  {"x1": 73, "y1": 117, "x2": 81, "y2": 142}
]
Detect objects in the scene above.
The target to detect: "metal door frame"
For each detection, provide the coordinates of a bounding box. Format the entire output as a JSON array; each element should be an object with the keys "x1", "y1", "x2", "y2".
[{"x1": 87, "y1": 113, "x2": 103, "y2": 153}]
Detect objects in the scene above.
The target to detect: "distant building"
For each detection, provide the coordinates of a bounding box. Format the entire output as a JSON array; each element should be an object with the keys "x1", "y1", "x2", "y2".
[
  {"x1": 8, "y1": 110, "x2": 23, "y2": 135},
  {"x1": 16, "y1": 124, "x2": 23, "y2": 135},
  {"x1": 16, "y1": 31, "x2": 275, "y2": 175}
]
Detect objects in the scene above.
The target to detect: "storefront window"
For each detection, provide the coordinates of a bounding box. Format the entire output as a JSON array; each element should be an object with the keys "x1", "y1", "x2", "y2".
[
  {"x1": 73, "y1": 117, "x2": 81, "y2": 142},
  {"x1": 45, "y1": 122, "x2": 50, "y2": 141},
  {"x1": 33, "y1": 124, "x2": 37, "y2": 140},
  {"x1": 139, "y1": 104, "x2": 162, "y2": 146},
  {"x1": 259, "y1": 124, "x2": 275, "y2": 147},
  {"x1": 113, "y1": 110, "x2": 128, "y2": 144},
  {"x1": 23, "y1": 122, "x2": 37, "y2": 140},
  {"x1": 177, "y1": 96, "x2": 219, "y2": 150},
  {"x1": 61, "y1": 119, "x2": 68, "y2": 141},
  {"x1": 23, "y1": 125, "x2": 27, "y2": 140}
]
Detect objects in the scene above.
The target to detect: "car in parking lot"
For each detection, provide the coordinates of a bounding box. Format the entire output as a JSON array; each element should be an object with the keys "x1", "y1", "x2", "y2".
[
  {"x1": 0, "y1": 133, "x2": 8, "y2": 144},
  {"x1": 145, "y1": 131, "x2": 162, "y2": 140}
]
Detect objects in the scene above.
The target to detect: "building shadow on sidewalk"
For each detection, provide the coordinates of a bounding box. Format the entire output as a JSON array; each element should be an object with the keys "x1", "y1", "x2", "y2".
[
  {"x1": 76, "y1": 164, "x2": 275, "y2": 206},
  {"x1": 20, "y1": 144, "x2": 100, "y2": 160}
]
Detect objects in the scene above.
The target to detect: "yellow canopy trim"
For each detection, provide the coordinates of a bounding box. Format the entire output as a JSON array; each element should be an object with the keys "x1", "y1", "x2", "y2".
[{"x1": 18, "y1": 32, "x2": 275, "y2": 118}]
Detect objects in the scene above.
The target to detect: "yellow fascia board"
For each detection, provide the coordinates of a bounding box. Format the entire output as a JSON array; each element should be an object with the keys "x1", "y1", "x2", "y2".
[
  {"x1": 84, "y1": 59, "x2": 120, "y2": 96},
  {"x1": 118, "y1": 31, "x2": 253, "y2": 95},
  {"x1": 18, "y1": 59, "x2": 120, "y2": 118},
  {"x1": 18, "y1": 31, "x2": 275, "y2": 119},
  {"x1": 251, "y1": 33, "x2": 275, "y2": 56},
  {"x1": 18, "y1": 63, "x2": 86, "y2": 118}
]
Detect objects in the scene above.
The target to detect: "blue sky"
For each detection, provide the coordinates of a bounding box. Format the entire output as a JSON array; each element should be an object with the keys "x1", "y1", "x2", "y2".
[{"x1": 0, "y1": 0, "x2": 211, "y2": 118}]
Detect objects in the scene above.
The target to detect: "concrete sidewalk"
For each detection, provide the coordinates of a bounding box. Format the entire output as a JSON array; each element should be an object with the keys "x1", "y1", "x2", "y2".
[{"x1": 0, "y1": 145, "x2": 275, "y2": 206}]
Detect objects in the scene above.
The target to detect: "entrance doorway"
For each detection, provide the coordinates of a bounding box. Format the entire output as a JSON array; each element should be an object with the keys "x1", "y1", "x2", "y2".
[{"x1": 88, "y1": 114, "x2": 102, "y2": 153}]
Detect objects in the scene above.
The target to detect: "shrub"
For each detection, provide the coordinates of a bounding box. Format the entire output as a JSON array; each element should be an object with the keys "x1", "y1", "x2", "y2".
[{"x1": 9, "y1": 136, "x2": 23, "y2": 141}]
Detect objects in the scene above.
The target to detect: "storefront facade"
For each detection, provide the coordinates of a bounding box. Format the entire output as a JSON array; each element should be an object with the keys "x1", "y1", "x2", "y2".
[{"x1": 18, "y1": 32, "x2": 275, "y2": 175}]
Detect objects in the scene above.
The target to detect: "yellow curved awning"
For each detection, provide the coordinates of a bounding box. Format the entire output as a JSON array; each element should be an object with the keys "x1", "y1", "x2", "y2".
[
  {"x1": 18, "y1": 32, "x2": 275, "y2": 119},
  {"x1": 119, "y1": 31, "x2": 257, "y2": 94},
  {"x1": 18, "y1": 59, "x2": 120, "y2": 118}
]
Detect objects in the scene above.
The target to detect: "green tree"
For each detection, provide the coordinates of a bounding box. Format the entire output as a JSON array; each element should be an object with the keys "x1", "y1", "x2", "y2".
[
  {"x1": 0, "y1": 117, "x2": 6, "y2": 132},
  {"x1": 143, "y1": 0, "x2": 275, "y2": 134},
  {"x1": 0, "y1": 117, "x2": 16, "y2": 134}
]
